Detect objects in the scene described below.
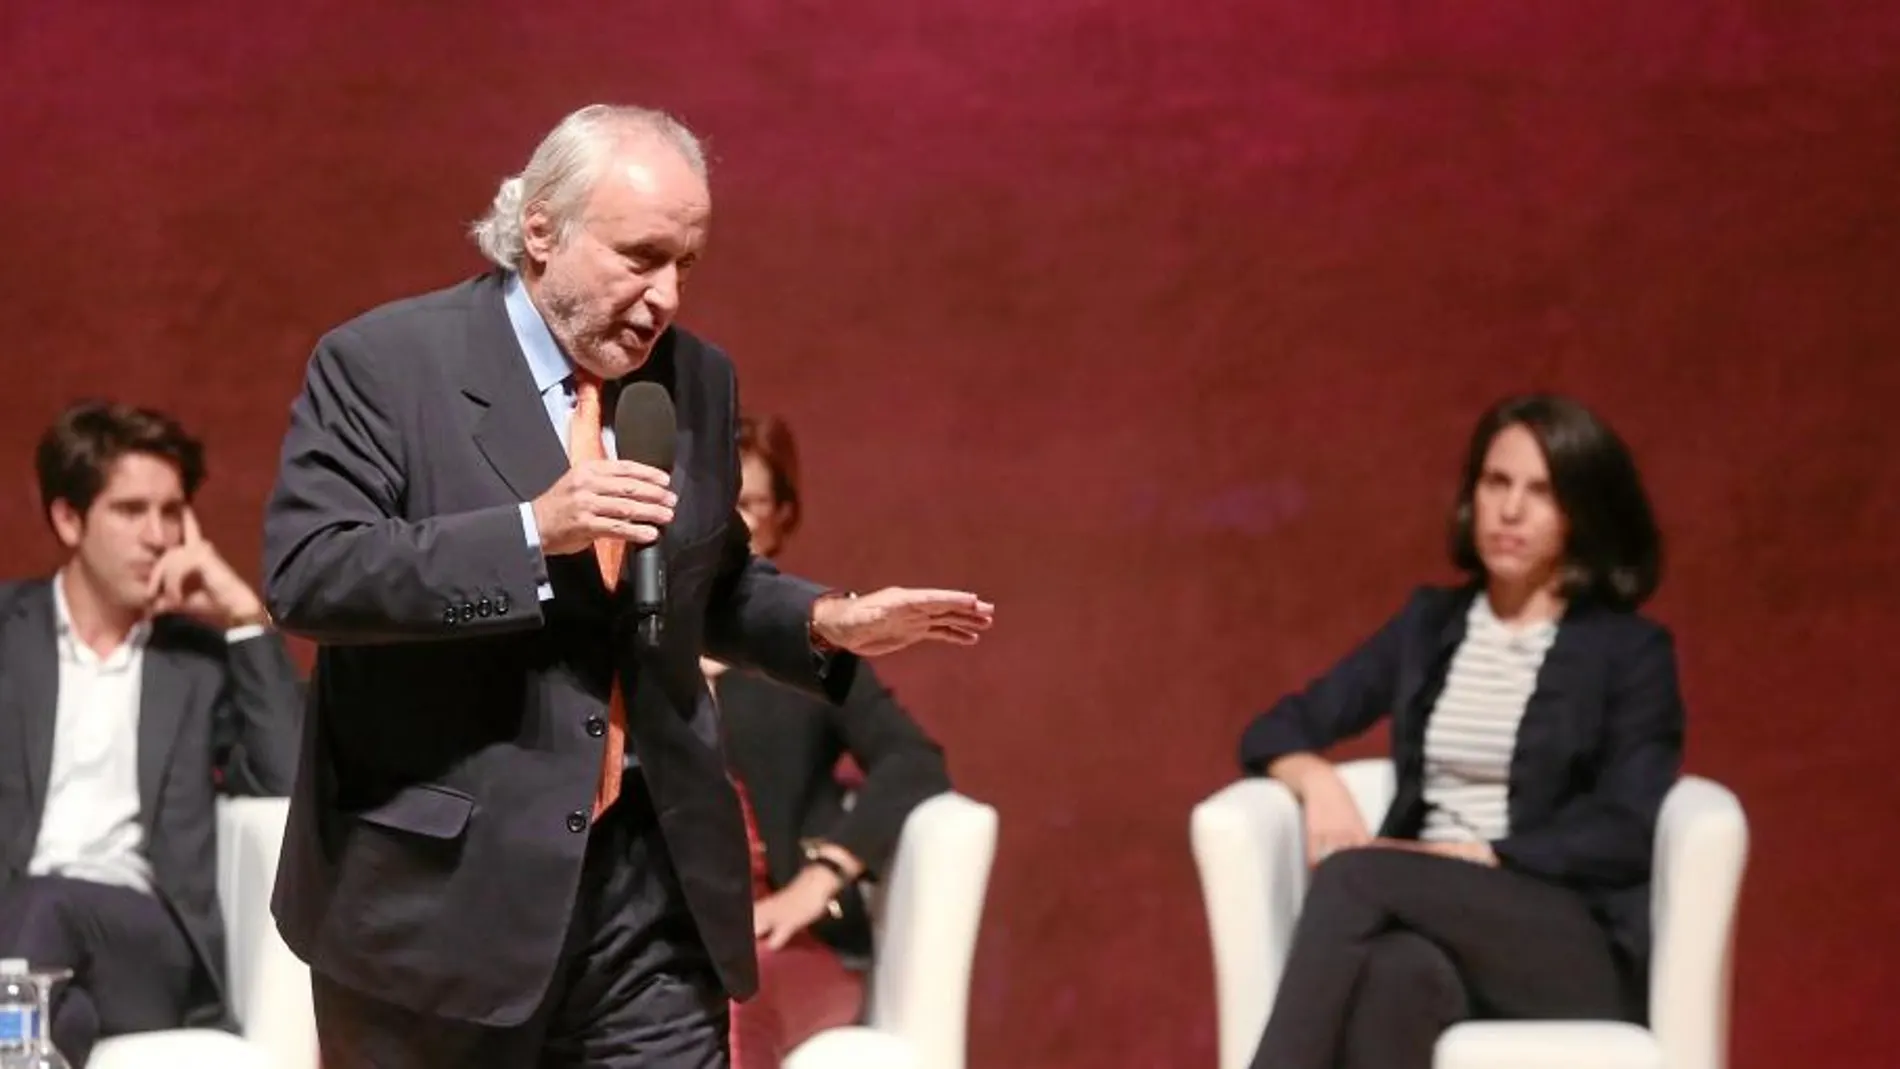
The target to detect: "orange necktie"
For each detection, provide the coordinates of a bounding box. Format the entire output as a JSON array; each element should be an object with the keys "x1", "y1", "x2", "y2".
[{"x1": 570, "y1": 373, "x2": 628, "y2": 819}]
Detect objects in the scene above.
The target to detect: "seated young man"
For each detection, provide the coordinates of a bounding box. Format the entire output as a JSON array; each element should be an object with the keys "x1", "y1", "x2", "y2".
[{"x1": 0, "y1": 400, "x2": 302, "y2": 1067}]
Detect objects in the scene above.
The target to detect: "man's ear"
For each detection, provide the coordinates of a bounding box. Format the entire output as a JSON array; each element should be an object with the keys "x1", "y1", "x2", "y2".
[
  {"x1": 522, "y1": 203, "x2": 561, "y2": 267},
  {"x1": 48, "y1": 499, "x2": 84, "y2": 550}
]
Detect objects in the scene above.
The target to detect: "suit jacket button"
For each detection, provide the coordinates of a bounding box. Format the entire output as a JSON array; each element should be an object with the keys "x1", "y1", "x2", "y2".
[
  {"x1": 477, "y1": 597, "x2": 492, "y2": 618},
  {"x1": 442, "y1": 606, "x2": 457, "y2": 625},
  {"x1": 460, "y1": 602, "x2": 476, "y2": 622},
  {"x1": 585, "y1": 716, "x2": 606, "y2": 738},
  {"x1": 566, "y1": 811, "x2": 589, "y2": 834},
  {"x1": 495, "y1": 593, "x2": 511, "y2": 616}
]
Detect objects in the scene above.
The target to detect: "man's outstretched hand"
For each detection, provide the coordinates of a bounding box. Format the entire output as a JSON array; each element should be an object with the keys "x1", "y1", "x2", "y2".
[{"x1": 810, "y1": 588, "x2": 994, "y2": 657}]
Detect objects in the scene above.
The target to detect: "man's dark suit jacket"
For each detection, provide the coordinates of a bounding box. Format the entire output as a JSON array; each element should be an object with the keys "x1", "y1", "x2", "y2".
[
  {"x1": 0, "y1": 578, "x2": 302, "y2": 1027},
  {"x1": 1238, "y1": 583, "x2": 1686, "y2": 999},
  {"x1": 717, "y1": 665, "x2": 949, "y2": 961},
  {"x1": 262, "y1": 271, "x2": 857, "y2": 1028}
]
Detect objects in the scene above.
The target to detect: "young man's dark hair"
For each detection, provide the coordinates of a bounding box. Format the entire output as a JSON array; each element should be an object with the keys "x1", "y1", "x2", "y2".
[{"x1": 35, "y1": 400, "x2": 207, "y2": 524}]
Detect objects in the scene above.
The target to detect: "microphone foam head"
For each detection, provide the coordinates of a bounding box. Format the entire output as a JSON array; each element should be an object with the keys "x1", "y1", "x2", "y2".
[{"x1": 614, "y1": 381, "x2": 678, "y2": 473}]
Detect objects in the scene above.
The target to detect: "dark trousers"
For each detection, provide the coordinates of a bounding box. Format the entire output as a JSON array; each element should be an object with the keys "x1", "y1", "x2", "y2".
[
  {"x1": 1249, "y1": 847, "x2": 1633, "y2": 1069},
  {"x1": 313, "y1": 778, "x2": 730, "y2": 1069},
  {"x1": 0, "y1": 875, "x2": 197, "y2": 1069}
]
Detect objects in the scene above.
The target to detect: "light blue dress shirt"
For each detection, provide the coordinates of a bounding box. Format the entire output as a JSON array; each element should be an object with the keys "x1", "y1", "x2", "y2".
[
  {"x1": 504, "y1": 274, "x2": 641, "y2": 770},
  {"x1": 503, "y1": 272, "x2": 617, "y2": 602}
]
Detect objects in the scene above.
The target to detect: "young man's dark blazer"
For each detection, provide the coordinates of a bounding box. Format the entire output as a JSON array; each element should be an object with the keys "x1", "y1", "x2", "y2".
[{"x1": 0, "y1": 578, "x2": 302, "y2": 1027}]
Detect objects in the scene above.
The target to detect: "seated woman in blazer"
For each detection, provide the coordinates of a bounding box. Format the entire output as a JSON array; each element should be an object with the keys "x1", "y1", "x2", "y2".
[
  {"x1": 1238, "y1": 393, "x2": 1684, "y2": 1069},
  {"x1": 703, "y1": 414, "x2": 953, "y2": 1069}
]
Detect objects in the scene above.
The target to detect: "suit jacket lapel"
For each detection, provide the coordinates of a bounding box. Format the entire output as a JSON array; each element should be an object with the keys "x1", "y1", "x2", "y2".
[
  {"x1": 461, "y1": 282, "x2": 704, "y2": 605},
  {"x1": 1505, "y1": 601, "x2": 1605, "y2": 832},
  {"x1": 1513, "y1": 607, "x2": 1591, "y2": 776},
  {"x1": 665, "y1": 422, "x2": 701, "y2": 555},
  {"x1": 464, "y1": 275, "x2": 571, "y2": 504},
  {"x1": 1396, "y1": 587, "x2": 1476, "y2": 750},
  {"x1": 2, "y1": 582, "x2": 60, "y2": 840},
  {"x1": 137, "y1": 632, "x2": 192, "y2": 838}
]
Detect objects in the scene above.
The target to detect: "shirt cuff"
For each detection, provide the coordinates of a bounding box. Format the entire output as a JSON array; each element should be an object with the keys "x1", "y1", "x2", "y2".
[
  {"x1": 808, "y1": 590, "x2": 855, "y2": 656},
  {"x1": 223, "y1": 624, "x2": 268, "y2": 644},
  {"x1": 520, "y1": 501, "x2": 554, "y2": 602}
]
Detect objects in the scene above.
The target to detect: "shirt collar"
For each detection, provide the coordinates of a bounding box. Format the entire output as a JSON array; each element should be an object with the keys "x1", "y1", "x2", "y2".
[
  {"x1": 502, "y1": 271, "x2": 578, "y2": 395},
  {"x1": 1469, "y1": 592, "x2": 1557, "y2": 644},
  {"x1": 53, "y1": 569, "x2": 151, "y2": 669}
]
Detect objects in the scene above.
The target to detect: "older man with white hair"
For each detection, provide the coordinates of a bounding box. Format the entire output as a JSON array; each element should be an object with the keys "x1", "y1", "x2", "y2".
[{"x1": 261, "y1": 104, "x2": 994, "y2": 1068}]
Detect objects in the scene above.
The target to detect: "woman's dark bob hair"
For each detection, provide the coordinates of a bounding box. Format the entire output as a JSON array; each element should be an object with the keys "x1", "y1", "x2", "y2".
[{"x1": 1449, "y1": 394, "x2": 1663, "y2": 610}]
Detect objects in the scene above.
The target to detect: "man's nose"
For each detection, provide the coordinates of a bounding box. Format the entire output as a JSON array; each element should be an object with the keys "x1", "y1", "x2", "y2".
[
  {"x1": 644, "y1": 264, "x2": 682, "y2": 316},
  {"x1": 144, "y1": 512, "x2": 186, "y2": 553}
]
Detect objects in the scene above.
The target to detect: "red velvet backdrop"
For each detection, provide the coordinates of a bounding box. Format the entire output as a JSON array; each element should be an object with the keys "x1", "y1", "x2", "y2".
[{"x1": 4, "y1": 1, "x2": 1897, "y2": 1065}]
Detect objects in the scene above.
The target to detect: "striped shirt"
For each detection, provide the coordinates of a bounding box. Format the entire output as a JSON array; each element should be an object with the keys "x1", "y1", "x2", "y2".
[{"x1": 1419, "y1": 596, "x2": 1558, "y2": 843}]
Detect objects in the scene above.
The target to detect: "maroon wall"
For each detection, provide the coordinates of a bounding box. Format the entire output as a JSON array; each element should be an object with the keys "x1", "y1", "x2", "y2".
[{"x1": 3, "y1": 1, "x2": 1897, "y2": 1064}]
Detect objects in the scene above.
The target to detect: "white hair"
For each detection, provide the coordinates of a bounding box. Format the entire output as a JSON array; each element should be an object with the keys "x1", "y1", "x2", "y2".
[{"x1": 470, "y1": 104, "x2": 708, "y2": 271}]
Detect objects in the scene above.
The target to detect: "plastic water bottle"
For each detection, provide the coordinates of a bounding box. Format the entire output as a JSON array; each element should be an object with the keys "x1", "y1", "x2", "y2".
[
  {"x1": 0, "y1": 959, "x2": 38, "y2": 1069},
  {"x1": 0, "y1": 960, "x2": 68, "y2": 1069}
]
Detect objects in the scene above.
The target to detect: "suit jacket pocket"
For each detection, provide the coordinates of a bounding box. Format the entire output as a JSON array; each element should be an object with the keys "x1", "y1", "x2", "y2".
[{"x1": 355, "y1": 783, "x2": 475, "y2": 840}]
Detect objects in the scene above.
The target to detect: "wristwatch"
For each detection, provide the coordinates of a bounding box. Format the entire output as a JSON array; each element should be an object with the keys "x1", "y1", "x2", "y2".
[{"x1": 799, "y1": 839, "x2": 852, "y2": 920}]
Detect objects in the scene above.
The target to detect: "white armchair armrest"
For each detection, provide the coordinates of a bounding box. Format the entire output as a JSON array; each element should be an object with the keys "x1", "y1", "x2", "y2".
[
  {"x1": 1646, "y1": 777, "x2": 1748, "y2": 1069},
  {"x1": 89, "y1": 797, "x2": 316, "y2": 1069},
  {"x1": 786, "y1": 791, "x2": 997, "y2": 1069},
  {"x1": 217, "y1": 797, "x2": 318, "y2": 1069},
  {"x1": 1190, "y1": 778, "x2": 1304, "y2": 1069},
  {"x1": 1190, "y1": 760, "x2": 1395, "y2": 1069}
]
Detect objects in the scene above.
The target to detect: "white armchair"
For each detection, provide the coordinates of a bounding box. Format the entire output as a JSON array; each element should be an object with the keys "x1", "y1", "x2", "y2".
[
  {"x1": 1191, "y1": 759, "x2": 1747, "y2": 1069},
  {"x1": 785, "y1": 791, "x2": 999, "y2": 1069},
  {"x1": 90, "y1": 797, "x2": 318, "y2": 1069}
]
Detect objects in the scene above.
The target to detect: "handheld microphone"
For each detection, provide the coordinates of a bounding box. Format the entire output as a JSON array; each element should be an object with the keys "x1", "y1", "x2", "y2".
[{"x1": 613, "y1": 382, "x2": 677, "y2": 648}]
